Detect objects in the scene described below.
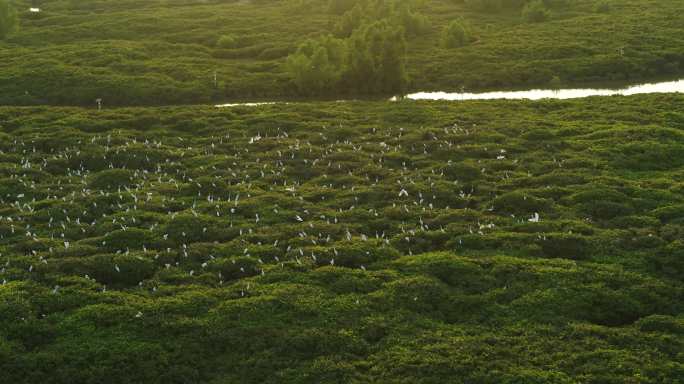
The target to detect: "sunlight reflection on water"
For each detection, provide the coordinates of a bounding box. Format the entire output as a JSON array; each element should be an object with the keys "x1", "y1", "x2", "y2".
[
  {"x1": 401, "y1": 79, "x2": 684, "y2": 101},
  {"x1": 216, "y1": 79, "x2": 684, "y2": 107}
]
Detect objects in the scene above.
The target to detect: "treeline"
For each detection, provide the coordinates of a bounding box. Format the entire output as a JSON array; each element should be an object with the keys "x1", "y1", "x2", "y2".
[
  {"x1": 1, "y1": 0, "x2": 682, "y2": 105},
  {"x1": 464, "y1": 0, "x2": 566, "y2": 12},
  {"x1": 285, "y1": 0, "x2": 431, "y2": 96},
  {"x1": 285, "y1": 0, "x2": 576, "y2": 96},
  {"x1": 464, "y1": 0, "x2": 576, "y2": 22}
]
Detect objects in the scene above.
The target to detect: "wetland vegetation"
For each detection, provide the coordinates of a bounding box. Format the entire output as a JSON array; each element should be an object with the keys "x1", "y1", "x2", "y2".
[
  {"x1": 1, "y1": 0, "x2": 683, "y2": 383},
  {"x1": 0, "y1": 0, "x2": 683, "y2": 105}
]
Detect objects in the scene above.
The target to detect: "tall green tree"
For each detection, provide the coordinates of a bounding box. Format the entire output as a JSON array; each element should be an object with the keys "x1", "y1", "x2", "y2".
[
  {"x1": 441, "y1": 20, "x2": 471, "y2": 48},
  {"x1": 522, "y1": 0, "x2": 550, "y2": 22},
  {"x1": 328, "y1": 0, "x2": 358, "y2": 14},
  {"x1": 285, "y1": 35, "x2": 347, "y2": 95},
  {"x1": 393, "y1": 1, "x2": 431, "y2": 37},
  {"x1": 346, "y1": 20, "x2": 408, "y2": 94},
  {"x1": 334, "y1": 3, "x2": 365, "y2": 37},
  {"x1": 0, "y1": 0, "x2": 18, "y2": 39}
]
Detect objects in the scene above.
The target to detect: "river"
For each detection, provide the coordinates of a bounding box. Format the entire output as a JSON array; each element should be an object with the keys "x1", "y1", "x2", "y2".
[{"x1": 216, "y1": 78, "x2": 684, "y2": 107}]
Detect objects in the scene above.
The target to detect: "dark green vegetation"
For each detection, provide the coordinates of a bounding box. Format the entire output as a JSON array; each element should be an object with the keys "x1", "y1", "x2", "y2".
[
  {"x1": 441, "y1": 19, "x2": 472, "y2": 49},
  {"x1": 0, "y1": 0, "x2": 18, "y2": 39},
  {"x1": 1, "y1": 95, "x2": 683, "y2": 383},
  {"x1": 1, "y1": 0, "x2": 684, "y2": 105},
  {"x1": 287, "y1": 19, "x2": 409, "y2": 95},
  {"x1": 522, "y1": 0, "x2": 551, "y2": 23}
]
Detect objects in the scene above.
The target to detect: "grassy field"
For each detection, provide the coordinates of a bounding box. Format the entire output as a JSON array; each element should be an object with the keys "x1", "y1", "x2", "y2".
[
  {"x1": 1, "y1": 0, "x2": 683, "y2": 105},
  {"x1": 0, "y1": 95, "x2": 683, "y2": 383}
]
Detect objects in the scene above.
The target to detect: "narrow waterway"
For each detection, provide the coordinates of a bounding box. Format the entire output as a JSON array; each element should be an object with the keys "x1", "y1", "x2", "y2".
[
  {"x1": 216, "y1": 78, "x2": 684, "y2": 107},
  {"x1": 401, "y1": 79, "x2": 684, "y2": 101}
]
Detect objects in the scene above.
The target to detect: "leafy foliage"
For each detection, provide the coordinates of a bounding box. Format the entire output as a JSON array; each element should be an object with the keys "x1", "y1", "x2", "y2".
[
  {"x1": 522, "y1": 0, "x2": 551, "y2": 23},
  {"x1": 288, "y1": 0, "x2": 415, "y2": 95},
  {"x1": 0, "y1": 95, "x2": 683, "y2": 382},
  {"x1": 286, "y1": 35, "x2": 347, "y2": 94},
  {"x1": 0, "y1": 0, "x2": 17, "y2": 39},
  {"x1": 1, "y1": 0, "x2": 683, "y2": 104},
  {"x1": 345, "y1": 20, "x2": 408, "y2": 94},
  {"x1": 441, "y1": 19, "x2": 471, "y2": 48}
]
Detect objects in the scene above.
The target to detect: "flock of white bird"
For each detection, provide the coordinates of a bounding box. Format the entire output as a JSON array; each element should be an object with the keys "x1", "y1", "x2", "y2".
[{"x1": 1, "y1": 118, "x2": 556, "y2": 310}]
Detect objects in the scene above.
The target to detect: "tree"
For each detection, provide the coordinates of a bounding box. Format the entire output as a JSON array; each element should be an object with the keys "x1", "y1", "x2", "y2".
[
  {"x1": 522, "y1": 0, "x2": 550, "y2": 23},
  {"x1": 334, "y1": 3, "x2": 365, "y2": 37},
  {"x1": 328, "y1": 0, "x2": 358, "y2": 14},
  {"x1": 285, "y1": 35, "x2": 347, "y2": 94},
  {"x1": 0, "y1": 0, "x2": 18, "y2": 39},
  {"x1": 465, "y1": 0, "x2": 503, "y2": 12},
  {"x1": 346, "y1": 20, "x2": 408, "y2": 94},
  {"x1": 335, "y1": 0, "x2": 430, "y2": 38},
  {"x1": 594, "y1": 0, "x2": 611, "y2": 13},
  {"x1": 287, "y1": 11, "x2": 410, "y2": 96},
  {"x1": 216, "y1": 34, "x2": 238, "y2": 49},
  {"x1": 441, "y1": 20, "x2": 471, "y2": 48},
  {"x1": 394, "y1": 3, "x2": 431, "y2": 37}
]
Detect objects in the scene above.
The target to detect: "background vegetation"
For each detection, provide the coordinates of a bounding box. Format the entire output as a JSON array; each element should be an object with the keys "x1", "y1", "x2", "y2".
[
  {"x1": 0, "y1": 0, "x2": 18, "y2": 39},
  {"x1": 0, "y1": 0, "x2": 683, "y2": 105},
  {"x1": 0, "y1": 95, "x2": 683, "y2": 382}
]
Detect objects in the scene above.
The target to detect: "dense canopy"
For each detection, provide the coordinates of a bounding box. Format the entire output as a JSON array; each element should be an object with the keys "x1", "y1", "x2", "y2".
[
  {"x1": 0, "y1": 0, "x2": 683, "y2": 105},
  {"x1": 1, "y1": 0, "x2": 683, "y2": 382},
  {"x1": 0, "y1": 96, "x2": 683, "y2": 382}
]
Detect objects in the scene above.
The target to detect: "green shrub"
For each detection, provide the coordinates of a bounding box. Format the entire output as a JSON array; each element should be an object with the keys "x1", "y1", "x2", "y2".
[
  {"x1": 162, "y1": 214, "x2": 233, "y2": 244},
  {"x1": 207, "y1": 257, "x2": 260, "y2": 281},
  {"x1": 394, "y1": 252, "x2": 496, "y2": 294},
  {"x1": 57, "y1": 254, "x2": 155, "y2": 287},
  {"x1": 594, "y1": 0, "x2": 611, "y2": 13},
  {"x1": 328, "y1": 0, "x2": 358, "y2": 15},
  {"x1": 466, "y1": 0, "x2": 504, "y2": 12},
  {"x1": 375, "y1": 276, "x2": 452, "y2": 318},
  {"x1": 653, "y1": 204, "x2": 684, "y2": 223},
  {"x1": 578, "y1": 200, "x2": 634, "y2": 220},
  {"x1": 443, "y1": 161, "x2": 481, "y2": 181},
  {"x1": 89, "y1": 168, "x2": 135, "y2": 190},
  {"x1": 513, "y1": 283, "x2": 666, "y2": 326},
  {"x1": 441, "y1": 20, "x2": 471, "y2": 48},
  {"x1": 493, "y1": 191, "x2": 553, "y2": 216},
  {"x1": 660, "y1": 224, "x2": 684, "y2": 242},
  {"x1": 522, "y1": 0, "x2": 550, "y2": 23},
  {"x1": 309, "y1": 267, "x2": 382, "y2": 294},
  {"x1": 103, "y1": 228, "x2": 156, "y2": 252},
  {"x1": 216, "y1": 34, "x2": 238, "y2": 49},
  {"x1": 636, "y1": 315, "x2": 684, "y2": 334},
  {"x1": 572, "y1": 189, "x2": 634, "y2": 220},
  {"x1": 539, "y1": 233, "x2": 590, "y2": 259},
  {"x1": 330, "y1": 242, "x2": 400, "y2": 267},
  {"x1": 610, "y1": 215, "x2": 660, "y2": 229},
  {"x1": 285, "y1": 35, "x2": 347, "y2": 94},
  {"x1": 652, "y1": 241, "x2": 684, "y2": 277}
]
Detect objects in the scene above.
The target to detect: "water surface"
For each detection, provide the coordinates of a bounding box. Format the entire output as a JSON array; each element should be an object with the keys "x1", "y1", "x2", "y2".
[
  {"x1": 402, "y1": 79, "x2": 684, "y2": 101},
  {"x1": 216, "y1": 78, "x2": 684, "y2": 107}
]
